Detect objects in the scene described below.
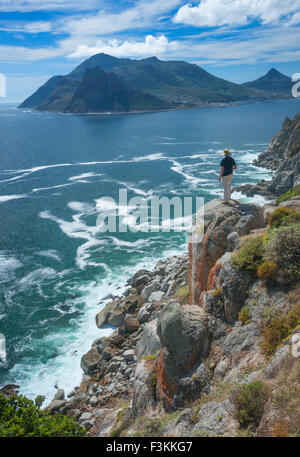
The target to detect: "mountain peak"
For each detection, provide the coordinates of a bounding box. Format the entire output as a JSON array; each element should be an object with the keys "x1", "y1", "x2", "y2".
[
  {"x1": 243, "y1": 67, "x2": 292, "y2": 93},
  {"x1": 141, "y1": 56, "x2": 160, "y2": 63},
  {"x1": 266, "y1": 68, "x2": 281, "y2": 77}
]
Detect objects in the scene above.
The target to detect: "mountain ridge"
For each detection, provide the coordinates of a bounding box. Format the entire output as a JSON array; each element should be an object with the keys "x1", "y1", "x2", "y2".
[{"x1": 19, "y1": 53, "x2": 275, "y2": 113}]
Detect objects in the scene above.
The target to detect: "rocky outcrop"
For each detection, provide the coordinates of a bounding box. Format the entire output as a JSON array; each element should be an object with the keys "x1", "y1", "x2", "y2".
[
  {"x1": 156, "y1": 302, "x2": 208, "y2": 410},
  {"x1": 202, "y1": 252, "x2": 253, "y2": 323},
  {"x1": 235, "y1": 112, "x2": 300, "y2": 197},
  {"x1": 189, "y1": 199, "x2": 265, "y2": 307}
]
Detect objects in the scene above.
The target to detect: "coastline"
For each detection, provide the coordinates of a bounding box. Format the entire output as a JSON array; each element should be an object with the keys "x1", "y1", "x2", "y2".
[{"x1": 18, "y1": 96, "x2": 297, "y2": 117}]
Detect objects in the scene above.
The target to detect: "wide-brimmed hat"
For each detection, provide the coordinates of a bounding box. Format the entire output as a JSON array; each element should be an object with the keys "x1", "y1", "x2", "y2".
[{"x1": 223, "y1": 148, "x2": 231, "y2": 155}]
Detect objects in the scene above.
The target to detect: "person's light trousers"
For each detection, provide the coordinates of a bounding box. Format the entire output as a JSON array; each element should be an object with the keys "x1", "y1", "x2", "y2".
[{"x1": 222, "y1": 173, "x2": 232, "y2": 202}]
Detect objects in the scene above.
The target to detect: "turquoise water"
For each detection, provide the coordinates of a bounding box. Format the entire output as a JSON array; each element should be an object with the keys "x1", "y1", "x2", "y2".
[{"x1": 0, "y1": 99, "x2": 299, "y2": 401}]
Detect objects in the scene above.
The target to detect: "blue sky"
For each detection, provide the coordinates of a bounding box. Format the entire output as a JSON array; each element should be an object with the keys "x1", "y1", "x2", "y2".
[{"x1": 0, "y1": 0, "x2": 300, "y2": 101}]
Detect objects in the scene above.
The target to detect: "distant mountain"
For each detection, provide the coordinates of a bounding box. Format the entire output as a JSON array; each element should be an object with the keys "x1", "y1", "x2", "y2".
[
  {"x1": 19, "y1": 53, "x2": 266, "y2": 113},
  {"x1": 242, "y1": 68, "x2": 293, "y2": 96}
]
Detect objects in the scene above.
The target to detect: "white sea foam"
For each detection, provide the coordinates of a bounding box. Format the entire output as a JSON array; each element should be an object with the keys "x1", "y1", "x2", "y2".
[
  {"x1": 231, "y1": 191, "x2": 274, "y2": 206},
  {"x1": 169, "y1": 159, "x2": 209, "y2": 187},
  {"x1": 37, "y1": 250, "x2": 62, "y2": 262},
  {"x1": 19, "y1": 267, "x2": 57, "y2": 289},
  {"x1": 0, "y1": 254, "x2": 23, "y2": 283},
  {"x1": 68, "y1": 172, "x2": 104, "y2": 182},
  {"x1": 132, "y1": 153, "x2": 166, "y2": 162},
  {"x1": 13, "y1": 242, "x2": 187, "y2": 403},
  {"x1": 0, "y1": 194, "x2": 27, "y2": 202},
  {"x1": 32, "y1": 183, "x2": 74, "y2": 193},
  {"x1": 67, "y1": 201, "x2": 95, "y2": 213}
]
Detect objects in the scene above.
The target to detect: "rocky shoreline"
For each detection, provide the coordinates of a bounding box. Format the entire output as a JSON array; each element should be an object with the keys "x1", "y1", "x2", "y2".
[
  {"x1": 41, "y1": 193, "x2": 300, "y2": 437},
  {"x1": 44, "y1": 251, "x2": 190, "y2": 433}
]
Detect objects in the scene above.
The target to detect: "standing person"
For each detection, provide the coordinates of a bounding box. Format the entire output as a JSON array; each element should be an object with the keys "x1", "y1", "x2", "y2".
[{"x1": 219, "y1": 148, "x2": 237, "y2": 204}]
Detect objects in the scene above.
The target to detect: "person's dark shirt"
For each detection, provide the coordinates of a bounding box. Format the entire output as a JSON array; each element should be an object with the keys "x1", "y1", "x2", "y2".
[{"x1": 220, "y1": 156, "x2": 236, "y2": 177}]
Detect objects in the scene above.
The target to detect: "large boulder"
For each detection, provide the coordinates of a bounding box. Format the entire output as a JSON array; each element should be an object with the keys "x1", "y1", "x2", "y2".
[
  {"x1": 189, "y1": 199, "x2": 264, "y2": 307},
  {"x1": 95, "y1": 299, "x2": 123, "y2": 328},
  {"x1": 124, "y1": 314, "x2": 140, "y2": 333},
  {"x1": 132, "y1": 359, "x2": 157, "y2": 417},
  {"x1": 44, "y1": 399, "x2": 67, "y2": 413},
  {"x1": 203, "y1": 252, "x2": 253, "y2": 323},
  {"x1": 95, "y1": 297, "x2": 142, "y2": 329},
  {"x1": 156, "y1": 301, "x2": 208, "y2": 409},
  {"x1": 192, "y1": 399, "x2": 239, "y2": 436},
  {"x1": 137, "y1": 319, "x2": 161, "y2": 360},
  {"x1": 80, "y1": 347, "x2": 102, "y2": 375}
]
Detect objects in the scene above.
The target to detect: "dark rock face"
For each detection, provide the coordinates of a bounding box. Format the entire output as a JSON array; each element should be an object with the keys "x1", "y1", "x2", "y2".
[
  {"x1": 236, "y1": 112, "x2": 300, "y2": 198},
  {"x1": 66, "y1": 67, "x2": 170, "y2": 113}
]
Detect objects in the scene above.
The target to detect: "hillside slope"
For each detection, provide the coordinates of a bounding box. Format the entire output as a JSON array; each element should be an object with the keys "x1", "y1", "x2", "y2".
[{"x1": 42, "y1": 67, "x2": 172, "y2": 113}]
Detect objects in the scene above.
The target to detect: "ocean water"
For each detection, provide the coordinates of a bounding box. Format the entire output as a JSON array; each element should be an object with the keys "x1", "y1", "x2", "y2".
[{"x1": 0, "y1": 99, "x2": 299, "y2": 402}]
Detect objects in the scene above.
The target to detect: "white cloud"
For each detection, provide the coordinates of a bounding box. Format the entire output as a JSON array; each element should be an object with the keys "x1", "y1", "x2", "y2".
[
  {"x1": 2, "y1": 22, "x2": 300, "y2": 67},
  {"x1": 68, "y1": 23, "x2": 300, "y2": 65},
  {"x1": 0, "y1": 0, "x2": 100, "y2": 12},
  {"x1": 69, "y1": 34, "x2": 182, "y2": 58},
  {"x1": 0, "y1": 21, "x2": 52, "y2": 33},
  {"x1": 0, "y1": 45, "x2": 61, "y2": 62},
  {"x1": 174, "y1": 0, "x2": 300, "y2": 27},
  {"x1": 60, "y1": 0, "x2": 182, "y2": 36}
]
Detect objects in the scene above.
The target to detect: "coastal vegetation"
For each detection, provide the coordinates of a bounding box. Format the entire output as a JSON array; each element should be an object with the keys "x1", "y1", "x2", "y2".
[
  {"x1": 0, "y1": 393, "x2": 87, "y2": 437},
  {"x1": 231, "y1": 207, "x2": 300, "y2": 284}
]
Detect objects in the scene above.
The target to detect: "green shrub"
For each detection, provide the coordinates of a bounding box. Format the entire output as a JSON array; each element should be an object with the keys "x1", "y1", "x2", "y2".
[
  {"x1": 143, "y1": 418, "x2": 162, "y2": 437},
  {"x1": 257, "y1": 261, "x2": 278, "y2": 280},
  {"x1": 277, "y1": 185, "x2": 300, "y2": 204},
  {"x1": 230, "y1": 236, "x2": 264, "y2": 273},
  {"x1": 268, "y1": 207, "x2": 300, "y2": 228},
  {"x1": 261, "y1": 302, "x2": 300, "y2": 357},
  {"x1": 231, "y1": 381, "x2": 268, "y2": 429},
  {"x1": 110, "y1": 419, "x2": 132, "y2": 438},
  {"x1": 238, "y1": 306, "x2": 251, "y2": 325},
  {"x1": 140, "y1": 350, "x2": 159, "y2": 361},
  {"x1": 264, "y1": 223, "x2": 300, "y2": 284},
  {"x1": 212, "y1": 288, "x2": 222, "y2": 297},
  {"x1": 0, "y1": 394, "x2": 87, "y2": 437},
  {"x1": 175, "y1": 285, "x2": 190, "y2": 304}
]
